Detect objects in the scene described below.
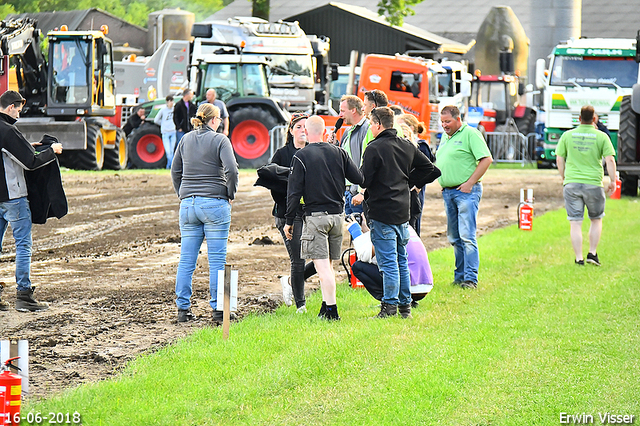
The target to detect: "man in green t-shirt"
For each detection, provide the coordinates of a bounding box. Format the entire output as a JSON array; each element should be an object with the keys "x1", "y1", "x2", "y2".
[
  {"x1": 556, "y1": 105, "x2": 617, "y2": 267},
  {"x1": 436, "y1": 105, "x2": 493, "y2": 289}
]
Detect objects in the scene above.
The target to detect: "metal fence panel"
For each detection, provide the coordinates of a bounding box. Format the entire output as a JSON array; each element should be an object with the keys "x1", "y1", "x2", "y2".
[
  {"x1": 485, "y1": 131, "x2": 532, "y2": 164},
  {"x1": 269, "y1": 125, "x2": 288, "y2": 161}
]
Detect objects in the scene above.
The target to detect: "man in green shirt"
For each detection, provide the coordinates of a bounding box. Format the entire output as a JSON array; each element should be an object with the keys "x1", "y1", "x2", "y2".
[
  {"x1": 436, "y1": 105, "x2": 493, "y2": 289},
  {"x1": 556, "y1": 105, "x2": 617, "y2": 266}
]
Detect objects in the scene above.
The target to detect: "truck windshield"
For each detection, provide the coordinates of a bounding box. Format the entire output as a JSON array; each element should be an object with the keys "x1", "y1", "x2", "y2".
[
  {"x1": 50, "y1": 39, "x2": 90, "y2": 104},
  {"x1": 264, "y1": 54, "x2": 312, "y2": 78},
  {"x1": 549, "y1": 56, "x2": 638, "y2": 88},
  {"x1": 204, "y1": 64, "x2": 238, "y2": 102},
  {"x1": 470, "y1": 81, "x2": 517, "y2": 112}
]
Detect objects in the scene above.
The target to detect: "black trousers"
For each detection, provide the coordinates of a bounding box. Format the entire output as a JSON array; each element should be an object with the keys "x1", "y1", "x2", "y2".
[
  {"x1": 275, "y1": 216, "x2": 316, "y2": 308},
  {"x1": 352, "y1": 260, "x2": 425, "y2": 302}
]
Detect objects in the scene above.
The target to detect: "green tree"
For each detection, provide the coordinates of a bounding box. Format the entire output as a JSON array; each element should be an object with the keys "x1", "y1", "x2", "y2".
[
  {"x1": 0, "y1": 4, "x2": 17, "y2": 20},
  {"x1": 377, "y1": 0, "x2": 423, "y2": 27},
  {"x1": 252, "y1": 0, "x2": 269, "y2": 20}
]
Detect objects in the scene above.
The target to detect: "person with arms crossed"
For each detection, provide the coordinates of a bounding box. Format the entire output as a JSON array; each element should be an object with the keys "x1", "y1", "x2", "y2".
[
  {"x1": 436, "y1": 105, "x2": 492, "y2": 290},
  {"x1": 284, "y1": 116, "x2": 364, "y2": 321},
  {"x1": 556, "y1": 105, "x2": 616, "y2": 266}
]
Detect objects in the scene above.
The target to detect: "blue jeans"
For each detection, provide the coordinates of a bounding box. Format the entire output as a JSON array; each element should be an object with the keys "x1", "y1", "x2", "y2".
[
  {"x1": 175, "y1": 196, "x2": 231, "y2": 310},
  {"x1": 162, "y1": 131, "x2": 177, "y2": 169},
  {"x1": 344, "y1": 190, "x2": 363, "y2": 215},
  {"x1": 370, "y1": 220, "x2": 411, "y2": 306},
  {"x1": 0, "y1": 197, "x2": 33, "y2": 291},
  {"x1": 442, "y1": 183, "x2": 483, "y2": 283}
]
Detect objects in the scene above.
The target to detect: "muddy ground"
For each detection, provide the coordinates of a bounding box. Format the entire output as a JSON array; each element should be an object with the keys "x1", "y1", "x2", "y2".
[{"x1": 0, "y1": 168, "x2": 564, "y2": 400}]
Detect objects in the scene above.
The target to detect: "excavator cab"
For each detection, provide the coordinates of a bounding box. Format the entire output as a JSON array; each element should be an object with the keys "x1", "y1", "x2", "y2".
[{"x1": 47, "y1": 29, "x2": 115, "y2": 117}]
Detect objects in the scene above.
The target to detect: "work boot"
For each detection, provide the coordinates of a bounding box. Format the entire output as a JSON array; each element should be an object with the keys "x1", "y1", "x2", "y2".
[
  {"x1": 177, "y1": 308, "x2": 196, "y2": 323},
  {"x1": 398, "y1": 304, "x2": 413, "y2": 319},
  {"x1": 16, "y1": 287, "x2": 49, "y2": 312},
  {"x1": 0, "y1": 282, "x2": 8, "y2": 311},
  {"x1": 373, "y1": 302, "x2": 397, "y2": 319}
]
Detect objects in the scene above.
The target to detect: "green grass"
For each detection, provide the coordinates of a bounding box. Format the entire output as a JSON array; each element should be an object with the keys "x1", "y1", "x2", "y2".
[{"x1": 25, "y1": 199, "x2": 640, "y2": 425}]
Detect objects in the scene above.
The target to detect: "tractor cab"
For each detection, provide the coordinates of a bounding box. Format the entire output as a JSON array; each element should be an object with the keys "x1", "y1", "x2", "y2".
[
  {"x1": 469, "y1": 73, "x2": 519, "y2": 132},
  {"x1": 47, "y1": 27, "x2": 115, "y2": 117}
]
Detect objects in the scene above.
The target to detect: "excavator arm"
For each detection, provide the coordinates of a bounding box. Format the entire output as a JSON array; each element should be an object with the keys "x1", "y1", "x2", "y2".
[{"x1": 0, "y1": 18, "x2": 48, "y2": 115}]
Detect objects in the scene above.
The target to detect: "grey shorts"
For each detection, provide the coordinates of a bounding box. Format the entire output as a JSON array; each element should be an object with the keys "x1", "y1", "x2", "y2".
[
  {"x1": 563, "y1": 183, "x2": 606, "y2": 221},
  {"x1": 300, "y1": 213, "x2": 344, "y2": 260}
]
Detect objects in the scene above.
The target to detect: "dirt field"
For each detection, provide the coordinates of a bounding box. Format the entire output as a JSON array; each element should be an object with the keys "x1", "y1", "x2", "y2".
[{"x1": 0, "y1": 168, "x2": 564, "y2": 399}]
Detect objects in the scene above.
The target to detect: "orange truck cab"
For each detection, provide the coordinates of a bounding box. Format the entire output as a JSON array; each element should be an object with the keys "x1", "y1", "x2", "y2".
[{"x1": 358, "y1": 54, "x2": 439, "y2": 142}]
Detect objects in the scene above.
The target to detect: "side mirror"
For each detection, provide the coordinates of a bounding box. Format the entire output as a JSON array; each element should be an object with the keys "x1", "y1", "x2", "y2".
[
  {"x1": 331, "y1": 64, "x2": 339, "y2": 81},
  {"x1": 535, "y1": 58, "x2": 547, "y2": 90}
]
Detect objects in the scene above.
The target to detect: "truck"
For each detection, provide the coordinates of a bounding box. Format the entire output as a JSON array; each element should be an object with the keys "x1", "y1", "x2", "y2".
[
  {"x1": 195, "y1": 17, "x2": 316, "y2": 112},
  {"x1": 535, "y1": 37, "x2": 640, "y2": 168},
  {"x1": 358, "y1": 53, "x2": 471, "y2": 145},
  {"x1": 0, "y1": 18, "x2": 127, "y2": 170},
  {"x1": 122, "y1": 36, "x2": 290, "y2": 169}
]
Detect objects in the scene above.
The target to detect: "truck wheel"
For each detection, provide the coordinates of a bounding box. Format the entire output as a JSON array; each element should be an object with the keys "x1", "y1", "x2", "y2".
[
  {"x1": 620, "y1": 172, "x2": 639, "y2": 196},
  {"x1": 104, "y1": 128, "x2": 129, "y2": 170},
  {"x1": 128, "y1": 123, "x2": 166, "y2": 169},
  {"x1": 69, "y1": 124, "x2": 104, "y2": 170},
  {"x1": 230, "y1": 107, "x2": 278, "y2": 168},
  {"x1": 618, "y1": 95, "x2": 638, "y2": 163}
]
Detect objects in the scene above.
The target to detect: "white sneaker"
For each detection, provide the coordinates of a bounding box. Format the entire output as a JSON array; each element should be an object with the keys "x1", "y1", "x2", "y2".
[
  {"x1": 280, "y1": 275, "x2": 293, "y2": 306},
  {"x1": 296, "y1": 304, "x2": 307, "y2": 314}
]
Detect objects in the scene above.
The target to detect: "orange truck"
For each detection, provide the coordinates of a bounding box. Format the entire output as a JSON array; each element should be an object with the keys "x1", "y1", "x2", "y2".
[{"x1": 357, "y1": 54, "x2": 442, "y2": 143}]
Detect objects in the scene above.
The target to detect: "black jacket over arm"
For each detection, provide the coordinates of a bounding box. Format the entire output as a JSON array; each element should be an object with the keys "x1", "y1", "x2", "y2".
[
  {"x1": 361, "y1": 129, "x2": 440, "y2": 225},
  {"x1": 173, "y1": 99, "x2": 196, "y2": 133},
  {"x1": 286, "y1": 142, "x2": 363, "y2": 225}
]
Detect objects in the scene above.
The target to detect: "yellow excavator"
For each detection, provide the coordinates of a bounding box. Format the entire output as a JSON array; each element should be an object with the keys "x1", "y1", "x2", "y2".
[{"x1": 0, "y1": 18, "x2": 127, "y2": 170}]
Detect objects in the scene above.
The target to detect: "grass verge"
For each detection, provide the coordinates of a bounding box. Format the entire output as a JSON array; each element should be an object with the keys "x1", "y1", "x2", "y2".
[{"x1": 24, "y1": 199, "x2": 640, "y2": 425}]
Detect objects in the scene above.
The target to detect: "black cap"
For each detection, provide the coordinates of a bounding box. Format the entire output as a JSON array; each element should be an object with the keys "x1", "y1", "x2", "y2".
[{"x1": 0, "y1": 90, "x2": 26, "y2": 108}]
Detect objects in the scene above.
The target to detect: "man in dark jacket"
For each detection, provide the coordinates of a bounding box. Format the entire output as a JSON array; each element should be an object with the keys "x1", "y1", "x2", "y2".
[
  {"x1": 173, "y1": 89, "x2": 196, "y2": 142},
  {"x1": 123, "y1": 106, "x2": 146, "y2": 136},
  {"x1": 0, "y1": 91, "x2": 63, "y2": 312},
  {"x1": 360, "y1": 107, "x2": 440, "y2": 319},
  {"x1": 284, "y1": 115, "x2": 364, "y2": 321}
]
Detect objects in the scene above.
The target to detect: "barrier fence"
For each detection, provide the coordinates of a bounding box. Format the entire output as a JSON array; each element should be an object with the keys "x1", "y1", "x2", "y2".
[{"x1": 485, "y1": 131, "x2": 537, "y2": 165}]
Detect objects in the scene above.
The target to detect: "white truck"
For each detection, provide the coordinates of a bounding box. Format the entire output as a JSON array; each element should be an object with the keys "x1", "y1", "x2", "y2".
[
  {"x1": 535, "y1": 38, "x2": 640, "y2": 167},
  {"x1": 193, "y1": 17, "x2": 316, "y2": 112}
]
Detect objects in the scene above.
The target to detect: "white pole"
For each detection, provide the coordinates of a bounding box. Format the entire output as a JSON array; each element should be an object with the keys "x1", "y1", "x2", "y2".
[{"x1": 18, "y1": 340, "x2": 28, "y2": 394}]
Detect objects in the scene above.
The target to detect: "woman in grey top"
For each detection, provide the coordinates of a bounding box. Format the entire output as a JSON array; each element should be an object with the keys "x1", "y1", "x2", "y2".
[{"x1": 171, "y1": 103, "x2": 239, "y2": 323}]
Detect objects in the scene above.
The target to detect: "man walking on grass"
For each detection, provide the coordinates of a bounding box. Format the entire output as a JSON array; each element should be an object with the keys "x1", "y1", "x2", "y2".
[
  {"x1": 284, "y1": 115, "x2": 363, "y2": 321},
  {"x1": 556, "y1": 105, "x2": 616, "y2": 266}
]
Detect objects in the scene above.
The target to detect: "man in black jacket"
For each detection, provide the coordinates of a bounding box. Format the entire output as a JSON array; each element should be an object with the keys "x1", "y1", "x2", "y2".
[
  {"x1": 360, "y1": 107, "x2": 440, "y2": 319},
  {"x1": 284, "y1": 115, "x2": 364, "y2": 320},
  {"x1": 0, "y1": 91, "x2": 63, "y2": 312},
  {"x1": 173, "y1": 89, "x2": 196, "y2": 142}
]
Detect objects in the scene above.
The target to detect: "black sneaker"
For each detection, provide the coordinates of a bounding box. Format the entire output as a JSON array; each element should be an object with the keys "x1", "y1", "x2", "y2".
[
  {"x1": 460, "y1": 281, "x2": 477, "y2": 290},
  {"x1": 575, "y1": 259, "x2": 585, "y2": 266},
  {"x1": 318, "y1": 301, "x2": 327, "y2": 318},
  {"x1": 586, "y1": 253, "x2": 600, "y2": 266},
  {"x1": 212, "y1": 310, "x2": 238, "y2": 322},
  {"x1": 177, "y1": 308, "x2": 196, "y2": 323}
]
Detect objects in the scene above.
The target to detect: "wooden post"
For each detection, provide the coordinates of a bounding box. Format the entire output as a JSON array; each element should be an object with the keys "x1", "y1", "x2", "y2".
[{"x1": 222, "y1": 264, "x2": 232, "y2": 340}]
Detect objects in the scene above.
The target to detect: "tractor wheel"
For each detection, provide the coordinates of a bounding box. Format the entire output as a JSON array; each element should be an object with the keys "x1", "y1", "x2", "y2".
[
  {"x1": 515, "y1": 108, "x2": 536, "y2": 136},
  {"x1": 230, "y1": 107, "x2": 278, "y2": 168},
  {"x1": 618, "y1": 95, "x2": 640, "y2": 196},
  {"x1": 69, "y1": 124, "x2": 104, "y2": 170},
  {"x1": 128, "y1": 123, "x2": 166, "y2": 169},
  {"x1": 620, "y1": 172, "x2": 639, "y2": 196},
  {"x1": 618, "y1": 95, "x2": 638, "y2": 163},
  {"x1": 104, "y1": 128, "x2": 129, "y2": 170}
]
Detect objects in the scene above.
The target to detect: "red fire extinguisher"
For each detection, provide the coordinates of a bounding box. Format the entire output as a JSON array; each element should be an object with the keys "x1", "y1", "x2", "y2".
[
  {"x1": 518, "y1": 188, "x2": 533, "y2": 231},
  {"x1": 0, "y1": 357, "x2": 22, "y2": 426}
]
